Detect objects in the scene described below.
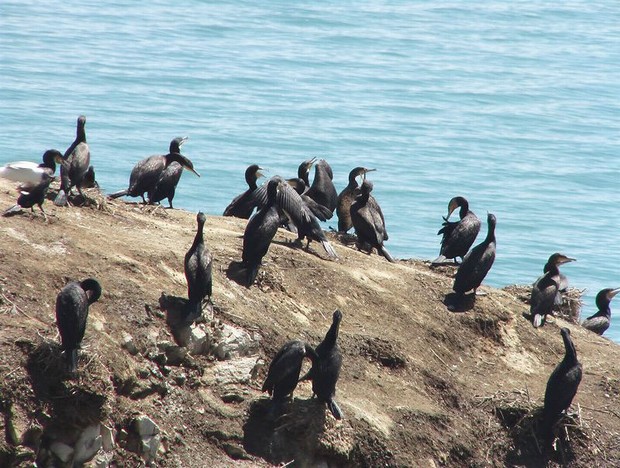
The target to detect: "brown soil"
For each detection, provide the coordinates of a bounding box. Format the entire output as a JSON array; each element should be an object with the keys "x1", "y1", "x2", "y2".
[{"x1": 1, "y1": 180, "x2": 619, "y2": 467}]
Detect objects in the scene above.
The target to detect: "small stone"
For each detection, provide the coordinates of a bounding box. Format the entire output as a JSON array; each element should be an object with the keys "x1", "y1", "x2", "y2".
[
  {"x1": 134, "y1": 415, "x2": 160, "y2": 437},
  {"x1": 142, "y1": 434, "x2": 161, "y2": 462},
  {"x1": 122, "y1": 333, "x2": 139, "y2": 355},
  {"x1": 174, "y1": 373, "x2": 187, "y2": 386},
  {"x1": 165, "y1": 346, "x2": 188, "y2": 366},
  {"x1": 221, "y1": 393, "x2": 244, "y2": 404},
  {"x1": 50, "y1": 441, "x2": 74, "y2": 463},
  {"x1": 188, "y1": 326, "x2": 209, "y2": 355}
]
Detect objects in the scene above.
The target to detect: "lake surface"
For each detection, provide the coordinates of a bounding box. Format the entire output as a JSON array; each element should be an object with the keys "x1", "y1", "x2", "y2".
[{"x1": 1, "y1": 1, "x2": 619, "y2": 342}]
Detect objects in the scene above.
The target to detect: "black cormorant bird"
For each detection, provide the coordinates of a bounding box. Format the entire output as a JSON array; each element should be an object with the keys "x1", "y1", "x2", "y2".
[
  {"x1": 350, "y1": 180, "x2": 394, "y2": 262},
  {"x1": 451, "y1": 212, "x2": 497, "y2": 302},
  {"x1": 262, "y1": 340, "x2": 317, "y2": 411},
  {"x1": 242, "y1": 178, "x2": 282, "y2": 285},
  {"x1": 55, "y1": 278, "x2": 102, "y2": 372},
  {"x1": 55, "y1": 115, "x2": 91, "y2": 206},
  {"x1": 276, "y1": 180, "x2": 338, "y2": 258},
  {"x1": 336, "y1": 167, "x2": 375, "y2": 233},
  {"x1": 109, "y1": 137, "x2": 199, "y2": 204},
  {"x1": 541, "y1": 327, "x2": 582, "y2": 444},
  {"x1": 306, "y1": 159, "x2": 338, "y2": 214},
  {"x1": 530, "y1": 253, "x2": 576, "y2": 328},
  {"x1": 1, "y1": 149, "x2": 63, "y2": 220},
  {"x1": 184, "y1": 212, "x2": 213, "y2": 320},
  {"x1": 301, "y1": 310, "x2": 344, "y2": 420},
  {"x1": 433, "y1": 196, "x2": 481, "y2": 265},
  {"x1": 581, "y1": 288, "x2": 620, "y2": 336},
  {"x1": 223, "y1": 164, "x2": 264, "y2": 218}
]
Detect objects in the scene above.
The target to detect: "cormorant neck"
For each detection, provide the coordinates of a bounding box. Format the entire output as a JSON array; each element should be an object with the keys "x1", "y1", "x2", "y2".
[
  {"x1": 165, "y1": 152, "x2": 184, "y2": 167},
  {"x1": 562, "y1": 332, "x2": 578, "y2": 366},
  {"x1": 247, "y1": 173, "x2": 258, "y2": 190},
  {"x1": 459, "y1": 202, "x2": 469, "y2": 219},
  {"x1": 485, "y1": 222, "x2": 496, "y2": 243},
  {"x1": 324, "y1": 318, "x2": 341, "y2": 348},
  {"x1": 77, "y1": 124, "x2": 86, "y2": 143}
]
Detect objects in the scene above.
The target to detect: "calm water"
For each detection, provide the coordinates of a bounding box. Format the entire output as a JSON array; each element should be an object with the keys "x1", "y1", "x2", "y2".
[{"x1": 1, "y1": 1, "x2": 619, "y2": 342}]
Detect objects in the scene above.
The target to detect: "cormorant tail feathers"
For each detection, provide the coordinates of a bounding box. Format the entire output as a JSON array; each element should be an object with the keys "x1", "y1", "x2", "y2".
[
  {"x1": 321, "y1": 240, "x2": 338, "y2": 259},
  {"x1": 108, "y1": 189, "x2": 129, "y2": 199},
  {"x1": 327, "y1": 400, "x2": 343, "y2": 420},
  {"x1": 3, "y1": 204, "x2": 22, "y2": 217},
  {"x1": 66, "y1": 349, "x2": 78, "y2": 373},
  {"x1": 380, "y1": 246, "x2": 395, "y2": 263},
  {"x1": 54, "y1": 190, "x2": 68, "y2": 207}
]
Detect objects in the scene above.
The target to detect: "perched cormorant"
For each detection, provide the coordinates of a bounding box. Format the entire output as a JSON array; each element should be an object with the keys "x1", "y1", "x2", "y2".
[
  {"x1": 541, "y1": 327, "x2": 582, "y2": 444},
  {"x1": 581, "y1": 288, "x2": 620, "y2": 336},
  {"x1": 55, "y1": 115, "x2": 91, "y2": 206},
  {"x1": 184, "y1": 212, "x2": 213, "y2": 320},
  {"x1": 451, "y1": 212, "x2": 497, "y2": 301},
  {"x1": 1, "y1": 150, "x2": 63, "y2": 220},
  {"x1": 55, "y1": 278, "x2": 102, "y2": 372},
  {"x1": 276, "y1": 180, "x2": 338, "y2": 258},
  {"x1": 433, "y1": 196, "x2": 481, "y2": 265},
  {"x1": 336, "y1": 167, "x2": 375, "y2": 233},
  {"x1": 223, "y1": 164, "x2": 264, "y2": 218},
  {"x1": 301, "y1": 310, "x2": 344, "y2": 420},
  {"x1": 306, "y1": 159, "x2": 338, "y2": 214},
  {"x1": 242, "y1": 178, "x2": 282, "y2": 285},
  {"x1": 530, "y1": 253, "x2": 576, "y2": 328},
  {"x1": 109, "y1": 137, "x2": 199, "y2": 204},
  {"x1": 262, "y1": 340, "x2": 317, "y2": 410},
  {"x1": 350, "y1": 180, "x2": 394, "y2": 262}
]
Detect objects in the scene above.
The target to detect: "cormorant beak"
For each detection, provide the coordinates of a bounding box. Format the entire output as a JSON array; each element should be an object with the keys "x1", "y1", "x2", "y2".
[
  {"x1": 362, "y1": 168, "x2": 376, "y2": 180},
  {"x1": 186, "y1": 166, "x2": 200, "y2": 177},
  {"x1": 178, "y1": 136, "x2": 189, "y2": 147},
  {"x1": 256, "y1": 168, "x2": 265, "y2": 178},
  {"x1": 558, "y1": 256, "x2": 576, "y2": 265},
  {"x1": 608, "y1": 288, "x2": 620, "y2": 300}
]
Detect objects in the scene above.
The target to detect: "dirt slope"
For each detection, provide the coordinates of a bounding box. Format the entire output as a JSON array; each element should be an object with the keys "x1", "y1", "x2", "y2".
[{"x1": 0, "y1": 180, "x2": 619, "y2": 467}]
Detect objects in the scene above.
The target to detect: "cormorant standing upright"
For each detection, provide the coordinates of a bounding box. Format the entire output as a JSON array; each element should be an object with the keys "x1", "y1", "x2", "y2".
[
  {"x1": 184, "y1": 212, "x2": 213, "y2": 320},
  {"x1": 55, "y1": 115, "x2": 91, "y2": 206},
  {"x1": 55, "y1": 278, "x2": 102, "y2": 372},
  {"x1": 1, "y1": 150, "x2": 63, "y2": 220},
  {"x1": 433, "y1": 196, "x2": 481, "y2": 265},
  {"x1": 581, "y1": 288, "x2": 620, "y2": 335},
  {"x1": 262, "y1": 340, "x2": 317, "y2": 412},
  {"x1": 541, "y1": 327, "x2": 582, "y2": 445},
  {"x1": 109, "y1": 137, "x2": 199, "y2": 204},
  {"x1": 530, "y1": 253, "x2": 576, "y2": 328},
  {"x1": 451, "y1": 212, "x2": 497, "y2": 303},
  {"x1": 223, "y1": 164, "x2": 264, "y2": 218},
  {"x1": 242, "y1": 178, "x2": 282, "y2": 285},
  {"x1": 336, "y1": 167, "x2": 375, "y2": 233},
  {"x1": 306, "y1": 159, "x2": 338, "y2": 214},
  {"x1": 302, "y1": 310, "x2": 344, "y2": 419},
  {"x1": 350, "y1": 180, "x2": 394, "y2": 262}
]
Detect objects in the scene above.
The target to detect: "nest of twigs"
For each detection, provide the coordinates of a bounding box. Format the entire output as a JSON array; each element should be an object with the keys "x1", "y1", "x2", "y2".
[{"x1": 503, "y1": 285, "x2": 584, "y2": 324}]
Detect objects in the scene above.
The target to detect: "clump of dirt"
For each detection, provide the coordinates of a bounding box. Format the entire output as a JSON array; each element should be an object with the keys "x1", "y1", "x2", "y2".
[{"x1": 1, "y1": 179, "x2": 620, "y2": 466}]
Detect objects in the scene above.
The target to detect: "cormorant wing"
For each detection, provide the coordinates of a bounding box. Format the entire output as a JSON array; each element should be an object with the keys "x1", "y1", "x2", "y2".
[
  {"x1": 0, "y1": 161, "x2": 48, "y2": 186},
  {"x1": 276, "y1": 181, "x2": 314, "y2": 228},
  {"x1": 301, "y1": 194, "x2": 333, "y2": 221},
  {"x1": 262, "y1": 341, "x2": 307, "y2": 392}
]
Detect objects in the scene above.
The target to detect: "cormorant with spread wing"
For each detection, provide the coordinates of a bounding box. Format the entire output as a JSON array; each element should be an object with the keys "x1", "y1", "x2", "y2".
[{"x1": 433, "y1": 196, "x2": 481, "y2": 265}]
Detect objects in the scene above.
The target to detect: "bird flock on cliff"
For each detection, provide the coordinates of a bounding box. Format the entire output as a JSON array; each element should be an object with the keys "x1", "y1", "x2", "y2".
[{"x1": 1, "y1": 114, "x2": 616, "y2": 451}]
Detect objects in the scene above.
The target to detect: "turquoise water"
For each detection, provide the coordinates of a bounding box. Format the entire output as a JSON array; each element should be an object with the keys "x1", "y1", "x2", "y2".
[{"x1": 1, "y1": 1, "x2": 619, "y2": 342}]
